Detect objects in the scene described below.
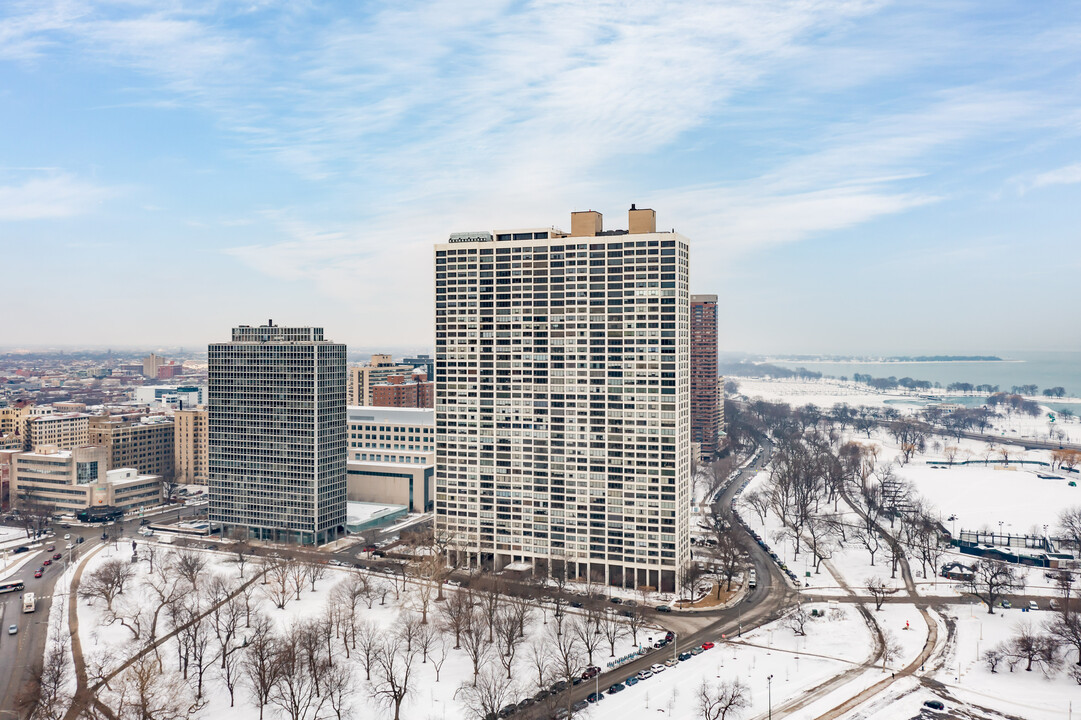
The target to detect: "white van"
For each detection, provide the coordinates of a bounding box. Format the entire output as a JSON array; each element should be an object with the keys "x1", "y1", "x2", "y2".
[{"x1": 748, "y1": 569, "x2": 757, "y2": 589}]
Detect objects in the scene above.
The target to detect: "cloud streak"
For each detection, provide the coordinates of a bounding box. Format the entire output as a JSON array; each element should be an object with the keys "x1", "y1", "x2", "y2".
[{"x1": 0, "y1": 172, "x2": 114, "y2": 221}]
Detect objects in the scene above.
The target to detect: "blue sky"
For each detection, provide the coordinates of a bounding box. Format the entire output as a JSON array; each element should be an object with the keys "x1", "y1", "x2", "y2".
[{"x1": 1, "y1": 0, "x2": 1079, "y2": 355}]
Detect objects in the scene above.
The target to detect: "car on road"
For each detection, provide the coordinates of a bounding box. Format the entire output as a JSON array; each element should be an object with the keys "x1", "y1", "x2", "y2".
[
  {"x1": 923, "y1": 700, "x2": 945, "y2": 710},
  {"x1": 655, "y1": 605, "x2": 672, "y2": 613},
  {"x1": 34, "y1": 569, "x2": 43, "y2": 578},
  {"x1": 586, "y1": 692, "x2": 604, "y2": 703},
  {"x1": 64, "y1": 533, "x2": 71, "y2": 540},
  {"x1": 76, "y1": 536, "x2": 84, "y2": 544},
  {"x1": 1000, "y1": 599, "x2": 1012, "y2": 609},
  {"x1": 607, "y1": 683, "x2": 625, "y2": 694},
  {"x1": 1050, "y1": 599, "x2": 1060, "y2": 610},
  {"x1": 13, "y1": 546, "x2": 29, "y2": 554},
  {"x1": 650, "y1": 663, "x2": 666, "y2": 674},
  {"x1": 702, "y1": 641, "x2": 715, "y2": 650},
  {"x1": 46, "y1": 545, "x2": 55, "y2": 552},
  {"x1": 7, "y1": 624, "x2": 16, "y2": 635},
  {"x1": 637, "y1": 669, "x2": 653, "y2": 680},
  {"x1": 1028, "y1": 600, "x2": 1039, "y2": 611},
  {"x1": 42, "y1": 559, "x2": 52, "y2": 566},
  {"x1": 624, "y1": 676, "x2": 639, "y2": 686},
  {"x1": 101, "y1": 533, "x2": 108, "y2": 540},
  {"x1": 609, "y1": 597, "x2": 623, "y2": 604},
  {"x1": 582, "y1": 665, "x2": 600, "y2": 679},
  {"x1": 52, "y1": 553, "x2": 62, "y2": 560}
]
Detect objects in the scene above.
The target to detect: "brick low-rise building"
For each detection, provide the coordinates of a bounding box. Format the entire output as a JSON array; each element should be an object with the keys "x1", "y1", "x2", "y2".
[
  {"x1": 89, "y1": 415, "x2": 175, "y2": 480},
  {"x1": 371, "y1": 370, "x2": 434, "y2": 408}
]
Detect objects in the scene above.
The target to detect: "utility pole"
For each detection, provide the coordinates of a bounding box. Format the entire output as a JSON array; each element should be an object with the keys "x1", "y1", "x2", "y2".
[{"x1": 767, "y1": 674, "x2": 774, "y2": 720}]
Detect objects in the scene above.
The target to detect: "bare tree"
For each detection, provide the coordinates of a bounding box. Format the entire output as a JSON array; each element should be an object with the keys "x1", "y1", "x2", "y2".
[
  {"x1": 323, "y1": 662, "x2": 355, "y2": 720},
  {"x1": 355, "y1": 620, "x2": 381, "y2": 682},
  {"x1": 784, "y1": 603, "x2": 810, "y2": 636},
  {"x1": 549, "y1": 626, "x2": 584, "y2": 717},
  {"x1": 430, "y1": 634, "x2": 450, "y2": 682},
  {"x1": 494, "y1": 605, "x2": 524, "y2": 678},
  {"x1": 698, "y1": 678, "x2": 749, "y2": 720},
  {"x1": 241, "y1": 614, "x2": 279, "y2": 720},
  {"x1": 438, "y1": 587, "x2": 474, "y2": 649},
  {"x1": 983, "y1": 646, "x2": 1004, "y2": 673},
  {"x1": 865, "y1": 577, "x2": 899, "y2": 611},
  {"x1": 1049, "y1": 611, "x2": 1081, "y2": 666},
  {"x1": 571, "y1": 610, "x2": 604, "y2": 666},
  {"x1": 478, "y1": 576, "x2": 505, "y2": 642},
  {"x1": 415, "y1": 622, "x2": 437, "y2": 664},
  {"x1": 459, "y1": 607, "x2": 491, "y2": 686},
  {"x1": 111, "y1": 655, "x2": 205, "y2": 720},
  {"x1": 264, "y1": 558, "x2": 294, "y2": 610},
  {"x1": 288, "y1": 559, "x2": 307, "y2": 601},
  {"x1": 80, "y1": 558, "x2": 135, "y2": 611},
  {"x1": 455, "y1": 666, "x2": 518, "y2": 720},
  {"x1": 880, "y1": 629, "x2": 902, "y2": 671},
  {"x1": 1008, "y1": 622, "x2": 1061, "y2": 674},
  {"x1": 396, "y1": 610, "x2": 423, "y2": 653},
  {"x1": 330, "y1": 575, "x2": 367, "y2": 657},
  {"x1": 370, "y1": 638, "x2": 417, "y2": 720},
  {"x1": 597, "y1": 609, "x2": 626, "y2": 657},
  {"x1": 301, "y1": 558, "x2": 327, "y2": 593},
  {"x1": 963, "y1": 559, "x2": 1024, "y2": 614},
  {"x1": 172, "y1": 549, "x2": 208, "y2": 591},
  {"x1": 270, "y1": 622, "x2": 329, "y2": 720}
]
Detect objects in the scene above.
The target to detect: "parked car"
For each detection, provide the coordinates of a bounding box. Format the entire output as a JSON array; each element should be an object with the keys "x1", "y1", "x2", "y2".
[
  {"x1": 497, "y1": 704, "x2": 516, "y2": 718},
  {"x1": 1050, "y1": 599, "x2": 1060, "y2": 610},
  {"x1": 609, "y1": 597, "x2": 623, "y2": 604},
  {"x1": 637, "y1": 669, "x2": 653, "y2": 680},
  {"x1": 664, "y1": 658, "x2": 679, "y2": 667},
  {"x1": 586, "y1": 692, "x2": 604, "y2": 703},
  {"x1": 12, "y1": 546, "x2": 29, "y2": 554},
  {"x1": 571, "y1": 701, "x2": 589, "y2": 712},
  {"x1": 1000, "y1": 599, "x2": 1012, "y2": 609},
  {"x1": 533, "y1": 689, "x2": 551, "y2": 702},
  {"x1": 923, "y1": 700, "x2": 945, "y2": 710},
  {"x1": 655, "y1": 605, "x2": 672, "y2": 613},
  {"x1": 624, "y1": 676, "x2": 639, "y2": 686},
  {"x1": 690, "y1": 647, "x2": 703, "y2": 656},
  {"x1": 550, "y1": 681, "x2": 568, "y2": 693},
  {"x1": 1028, "y1": 600, "x2": 1039, "y2": 611},
  {"x1": 607, "y1": 683, "x2": 625, "y2": 694},
  {"x1": 650, "y1": 663, "x2": 666, "y2": 673},
  {"x1": 702, "y1": 641, "x2": 715, "y2": 650},
  {"x1": 516, "y1": 698, "x2": 534, "y2": 710}
]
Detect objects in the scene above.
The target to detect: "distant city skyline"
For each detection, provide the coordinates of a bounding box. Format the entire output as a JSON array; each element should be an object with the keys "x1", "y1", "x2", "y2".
[{"x1": 1, "y1": 2, "x2": 1079, "y2": 354}]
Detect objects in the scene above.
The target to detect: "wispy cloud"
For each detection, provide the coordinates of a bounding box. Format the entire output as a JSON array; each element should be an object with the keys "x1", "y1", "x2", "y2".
[
  {"x1": 1031, "y1": 162, "x2": 1081, "y2": 189},
  {"x1": 0, "y1": 172, "x2": 114, "y2": 221}
]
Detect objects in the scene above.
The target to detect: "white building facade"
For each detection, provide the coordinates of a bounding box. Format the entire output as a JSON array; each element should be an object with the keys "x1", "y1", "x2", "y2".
[{"x1": 433, "y1": 208, "x2": 691, "y2": 592}]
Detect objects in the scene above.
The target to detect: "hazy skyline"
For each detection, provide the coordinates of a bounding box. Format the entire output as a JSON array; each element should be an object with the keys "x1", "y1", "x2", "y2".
[{"x1": 1, "y1": 1, "x2": 1079, "y2": 354}]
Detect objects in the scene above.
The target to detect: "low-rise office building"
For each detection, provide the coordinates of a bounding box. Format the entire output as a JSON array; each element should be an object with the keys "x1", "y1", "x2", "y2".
[
  {"x1": 346, "y1": 406, "x2": 434, "y2": 513},
  {"x1": 11, "y1": 445, "x2": 162, "y2": 513}
]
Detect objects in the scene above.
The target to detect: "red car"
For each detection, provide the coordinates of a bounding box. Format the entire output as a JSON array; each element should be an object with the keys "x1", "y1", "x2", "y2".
[
  {"x1": 46, "y1": 545, "x2": 55, "y2": 552},
  {"x1": 52, "y1": 553, "x2": 62, "y2": 560},
  {"x1": 34, "y1": 569, "x2": 43, "y2": 578},
  {"x1": 701, "y1": 642, "x2": 715, "y2": 650},
  {"x1": 42, "y1": 559, "x2": 51, "y2": 566}
]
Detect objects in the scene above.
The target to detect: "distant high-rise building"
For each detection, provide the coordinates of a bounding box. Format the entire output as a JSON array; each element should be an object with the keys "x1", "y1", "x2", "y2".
[
  {"x1": 347, "y1": 354, "x2": 415, "y2": 406},
  {"x1": 372, "y1": 370, "x2": 434, "y2": 408},
  {"x1": 142, "y1": 353, "x2": 165, "y2": 379},
  {"x1": 208, "y1": 321, "x2": 347, "y2": 545},
  {"x1": 174, "y1": 408, "x2": 208, "y2": 484},
  {"x1": 434, "y1": 206, "x2": 691, "y2": 592},
  {"x1": 690, "y1": 294, "x2": 720, "y2": 458},
  {"x1": 402, "y1": 354, "x2": 436, "y2": 382}
]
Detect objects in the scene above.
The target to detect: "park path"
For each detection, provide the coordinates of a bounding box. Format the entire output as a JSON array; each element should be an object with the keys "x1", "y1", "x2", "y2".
[
  {"x1": 63, "y1": 548, "x2": 266, "y2": 720},
  {"x1": 809, "y1": 493, "x2": 941, "y2": 720}
]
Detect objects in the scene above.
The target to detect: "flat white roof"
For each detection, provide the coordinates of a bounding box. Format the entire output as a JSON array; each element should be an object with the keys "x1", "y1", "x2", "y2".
[
  {"x1": 346, "y1": 501, "x2": 407, "y2": 524},
  {"x1": 347, "y1": 406, "x2": 434, "y2": 426}
]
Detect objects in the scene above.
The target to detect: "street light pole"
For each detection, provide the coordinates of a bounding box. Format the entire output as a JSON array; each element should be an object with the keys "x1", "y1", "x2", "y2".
[{"x1": 767, "y1": 674, "x2": 774, "y2": 720}]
